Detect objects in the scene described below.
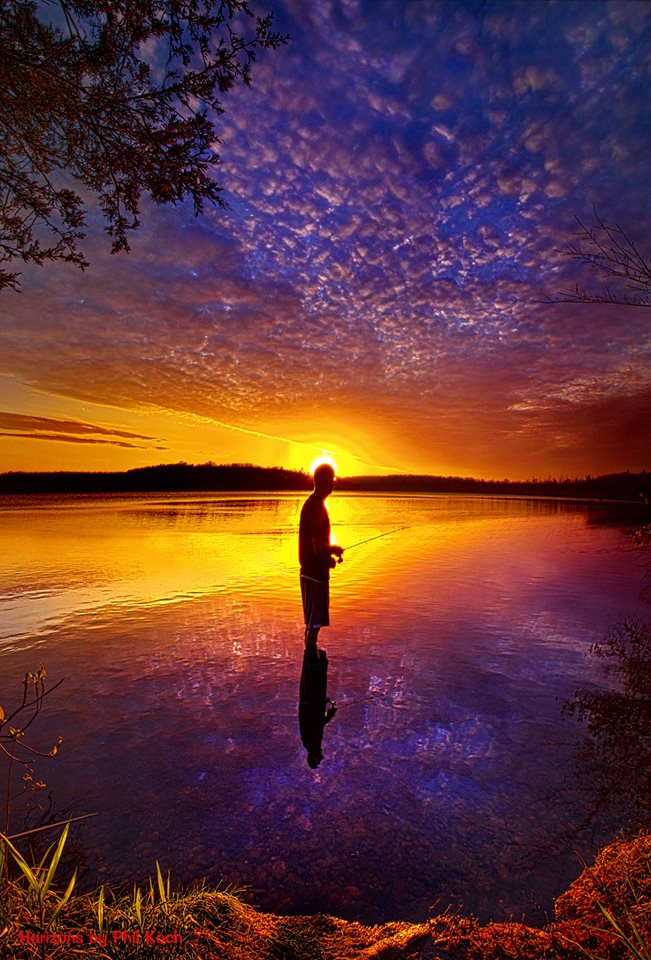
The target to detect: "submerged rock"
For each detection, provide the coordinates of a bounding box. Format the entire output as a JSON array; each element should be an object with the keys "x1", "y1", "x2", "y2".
[{"x1": 3, "y1": 834, "x2": 649, "y2": 959}]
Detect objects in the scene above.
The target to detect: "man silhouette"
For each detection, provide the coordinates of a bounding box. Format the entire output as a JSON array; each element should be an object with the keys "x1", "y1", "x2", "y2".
[
  {"x1": 298, "y1": 645, "x2": 337, "y2": 768},
  {"x1": 299, "y1": 463, "x2": 343, "y2": 650}
]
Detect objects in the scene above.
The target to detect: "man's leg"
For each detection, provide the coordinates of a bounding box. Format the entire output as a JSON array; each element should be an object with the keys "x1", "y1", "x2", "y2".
[{"x1": 301, "y1": 576, "x2": 323, "y2": 650}]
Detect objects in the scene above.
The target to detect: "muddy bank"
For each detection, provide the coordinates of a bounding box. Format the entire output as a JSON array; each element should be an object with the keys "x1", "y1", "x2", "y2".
[{"x1": 2, "y1": 834, "x2": 649, "y2": 959}]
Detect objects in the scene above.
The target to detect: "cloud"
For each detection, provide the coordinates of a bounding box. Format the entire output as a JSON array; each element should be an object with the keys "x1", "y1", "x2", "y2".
[
  {"x1": 0, "y1": 411, "x2": 157, "y2": 440},
  {"x1": 2, "y1": 0, "x2": 650, "y2": 476},
  {"x1": 0, "y1": 412, "x2": 164, "y2": 449},
  {"x1": 0, "y1": 432, "x2": 167, "y2": 450}
]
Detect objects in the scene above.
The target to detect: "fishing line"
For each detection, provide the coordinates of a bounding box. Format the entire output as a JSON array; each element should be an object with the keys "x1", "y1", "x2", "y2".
[
  {"x1": 331, "y1": 694, "x2": 378, "y2": 709},
  {"x1": 337, "y1": 525, "x2": 412, "y2": 559}
]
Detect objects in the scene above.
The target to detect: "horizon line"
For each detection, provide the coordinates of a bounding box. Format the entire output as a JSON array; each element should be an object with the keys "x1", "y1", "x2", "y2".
[{"x1": 1, "y1": 461, "x2": 649, "y2": 486}]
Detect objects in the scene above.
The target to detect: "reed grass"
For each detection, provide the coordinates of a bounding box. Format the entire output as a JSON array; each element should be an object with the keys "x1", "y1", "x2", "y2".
[{"x1": 1, "y1": 827, "x2": 649, "y2": 960}]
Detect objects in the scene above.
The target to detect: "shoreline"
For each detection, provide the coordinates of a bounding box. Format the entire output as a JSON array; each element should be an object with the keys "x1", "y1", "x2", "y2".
[
  {"x1": 2, "y1": 833, "x2": 649, "y2": 959},
  {"x1": 0, "y1": 463, "x2": 649, "y2": 504}
]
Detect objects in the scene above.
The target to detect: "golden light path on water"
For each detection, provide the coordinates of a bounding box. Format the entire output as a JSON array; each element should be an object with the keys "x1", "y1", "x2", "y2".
[{"x1": 0, "y1": 492, "x2": 580, "y2": 643}]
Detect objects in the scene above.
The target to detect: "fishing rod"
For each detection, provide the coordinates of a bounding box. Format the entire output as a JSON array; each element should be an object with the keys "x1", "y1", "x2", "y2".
[
  {"x1": 333, "y1": 694, "x2": 377, "y2": 709},
  {"x1": 337, "y1": 525, "x2": 412, "y2": 560}
]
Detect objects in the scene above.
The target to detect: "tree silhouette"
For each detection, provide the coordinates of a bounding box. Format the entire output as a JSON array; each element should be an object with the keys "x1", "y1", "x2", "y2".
[
  {"x1": 564, "y1": 618, "x2": 651, "y2": 829},
  {"x1": 0, "y1": 0, "x2": 287, "y2": 291},
  {"x1": 550, "y1": 208, "x2": 651, "y2": 309}
]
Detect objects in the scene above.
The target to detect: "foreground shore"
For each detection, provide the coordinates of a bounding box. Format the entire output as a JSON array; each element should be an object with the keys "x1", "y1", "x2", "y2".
[{"x1": 2, "y1": 833, "x2": 649, "y2": 959}]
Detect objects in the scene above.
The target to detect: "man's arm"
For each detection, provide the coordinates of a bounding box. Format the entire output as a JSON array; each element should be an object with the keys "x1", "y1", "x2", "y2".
[{"x1": 311, "y1": 506, "x2": 344, "y2": 560}]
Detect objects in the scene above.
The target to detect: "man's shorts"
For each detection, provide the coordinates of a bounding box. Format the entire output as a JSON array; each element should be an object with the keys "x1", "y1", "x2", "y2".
[{"x1": 300, "y1": 575, "x2": 330, "y2": 629}]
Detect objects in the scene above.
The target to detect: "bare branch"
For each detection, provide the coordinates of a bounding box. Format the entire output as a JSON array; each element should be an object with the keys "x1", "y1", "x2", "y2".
[{"x1": 548, "y1": 208, "x2": 651, "y2": 308}]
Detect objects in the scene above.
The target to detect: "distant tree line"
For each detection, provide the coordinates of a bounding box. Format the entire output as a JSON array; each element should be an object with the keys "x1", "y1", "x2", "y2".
[
  {"x1": 340, "y1": 471, "x2": 651, "y2": 501},
  {"x1": 0, "y1": 462, "x2": 311, "y2": 494},
  {"x1": 0, "y1": 463, "x2": 649, "y2": 501}
]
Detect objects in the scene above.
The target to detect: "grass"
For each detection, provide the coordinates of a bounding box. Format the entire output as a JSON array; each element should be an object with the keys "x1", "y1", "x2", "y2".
[{"x1": 0, "y1": 829, "x2": 649, "y2": 959}]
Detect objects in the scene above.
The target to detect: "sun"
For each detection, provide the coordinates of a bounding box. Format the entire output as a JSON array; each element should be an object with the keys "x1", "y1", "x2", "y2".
[{"x1": 309, "y1": 454, "x2": 338, "y2": 476}]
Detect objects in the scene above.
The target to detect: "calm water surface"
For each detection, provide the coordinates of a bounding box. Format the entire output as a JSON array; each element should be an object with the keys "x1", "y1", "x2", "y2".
[{"x1": 0, "y1": 493, "x2": 648, "y2": 923}]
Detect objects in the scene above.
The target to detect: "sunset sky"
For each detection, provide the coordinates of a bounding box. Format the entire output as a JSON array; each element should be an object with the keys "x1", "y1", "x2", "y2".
[{"x1": 1, "y1": 0, "x2": 650, "y2": 479}]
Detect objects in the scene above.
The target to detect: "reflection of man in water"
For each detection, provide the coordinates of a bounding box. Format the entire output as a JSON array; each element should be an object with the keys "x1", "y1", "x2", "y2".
[
  {"x1": 299, "y1": 645, "x2": 337, "y2": 768},
  {"x1": 299, "y1": 463, "x2": 344, "y2": 650}
]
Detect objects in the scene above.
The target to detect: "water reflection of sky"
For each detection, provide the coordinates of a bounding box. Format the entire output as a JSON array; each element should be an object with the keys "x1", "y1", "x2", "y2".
[{"x1": 0, "y1": 494, "x2": 648, "y2": 923}]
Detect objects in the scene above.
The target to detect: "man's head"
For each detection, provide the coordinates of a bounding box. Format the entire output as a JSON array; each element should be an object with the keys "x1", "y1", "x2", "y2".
[
  {"x1": 307, "y1": 749, "x2": 323, "y2": 768},
  {"x1": 313, "y1": 462, "x2": 336, "y2": 496}
]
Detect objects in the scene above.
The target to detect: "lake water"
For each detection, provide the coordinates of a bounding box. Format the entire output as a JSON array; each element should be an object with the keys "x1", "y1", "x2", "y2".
[{"x1": 0, "y1": 492, "x2": 648, "y2": 924}]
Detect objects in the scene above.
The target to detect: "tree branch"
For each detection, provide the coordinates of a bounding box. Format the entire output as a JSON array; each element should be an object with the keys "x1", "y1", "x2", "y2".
[{"x1": 547, "y1": 208, "x2": 651, "y2": 308}]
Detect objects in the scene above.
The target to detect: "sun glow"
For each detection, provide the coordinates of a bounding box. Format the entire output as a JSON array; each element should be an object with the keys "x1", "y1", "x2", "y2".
[{"x1": 309, "y1": 454, "x2": 338, "y2": 476}]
